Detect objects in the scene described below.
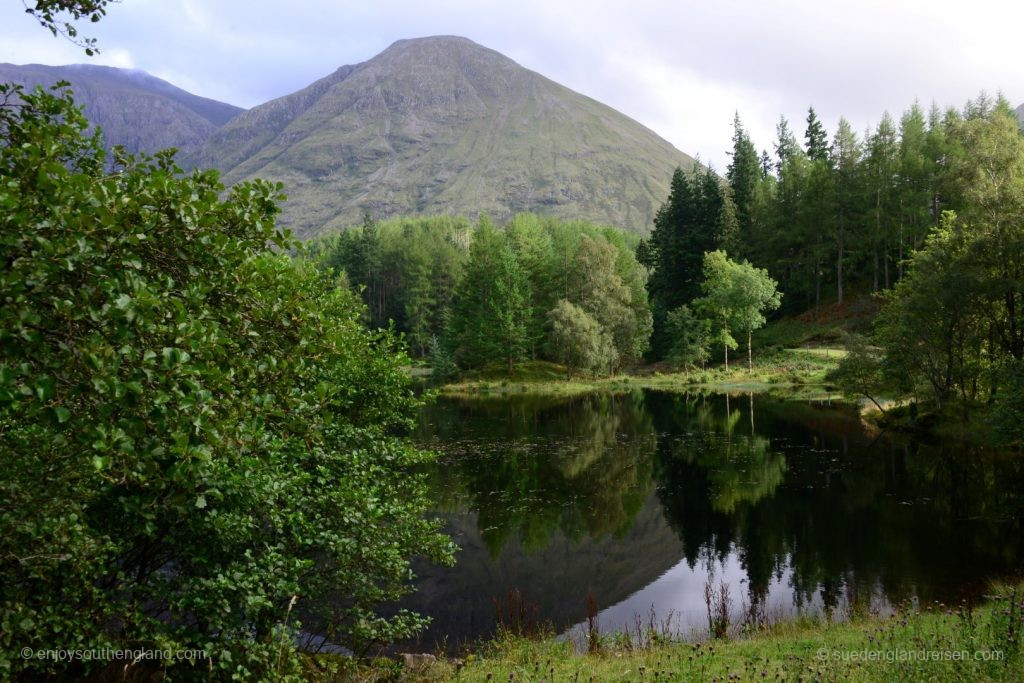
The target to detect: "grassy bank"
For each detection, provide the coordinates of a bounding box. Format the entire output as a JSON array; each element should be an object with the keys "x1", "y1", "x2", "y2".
[
  {"x1": 860, "y1": 398, "x2": 1014, "y2": 449},
  {"x1": 439, "y1": 347, "x2": 846, "y2": 399},
  {"x1": 315, "y1": 587, "x2": 1023, "y2": 681}
]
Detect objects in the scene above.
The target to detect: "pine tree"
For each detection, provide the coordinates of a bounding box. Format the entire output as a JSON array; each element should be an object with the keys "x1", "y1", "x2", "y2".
[
  {"x1": 759, "y1": 150, "x2": 773, "y2": 178},
  {"x1": 897, "y1": 102, "x2": 931, "y2": 281},
  {"x1": 769, "y1": 121, "x2": 811, "y2": 309},
  {"x1": 401, "y1": 241, "x2": 435, "y2": 356},
  {"x1": 805, "y1": 107, "x2": 829, "y2": 162},
  {"x1": 490, "y1": 243, "x2": 532, "y2": 372},
  {"x1": 865, "y1": 113, "x2": 899, "y2": 290},
  {"x1": 774, "y1": 116, "x2": 799, "y2": 174},
  {"x1": 645, "y1": 166, "x2": 727, "y2": 357},
  {"x1": 449, "y1": 218, "x2": 504, "y2": 368},
  {"x1": 830, "y1": 117, "x2": 862, "y2": 303},
  {"x1": 726, "y1": 113, "x2": 761, "y2": 252},
  {"x1": 718, "y1": 185, "x2": 741, "y2": 255}
]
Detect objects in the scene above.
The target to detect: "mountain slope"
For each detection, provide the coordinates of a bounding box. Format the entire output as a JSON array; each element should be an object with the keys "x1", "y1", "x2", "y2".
[
  {"x1": 190, "y1": 36, "x2": 696, "y2": 237},
  {"x1": 0, "y1": 63, "x2": 244, "y2": 156}
]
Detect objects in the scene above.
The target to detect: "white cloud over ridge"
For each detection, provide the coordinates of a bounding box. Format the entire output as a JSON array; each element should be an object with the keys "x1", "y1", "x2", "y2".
[{"x1": 1, "y1": 0, "x2": 1020, "y2": 170}]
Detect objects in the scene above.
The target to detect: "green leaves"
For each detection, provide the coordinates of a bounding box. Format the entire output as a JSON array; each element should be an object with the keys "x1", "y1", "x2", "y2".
[
  {"x1": 33, "y1": 376, "x2": 55, "y2": 401},
  {"x1": 686, "y1": 251, "x2": 781, "y2": 369},
  {"x1": 1, "y1": 84, "x2": 451, "y2": 678},
  {"x1": 546, "y1": 299, "x2": 617, "y2": 375},
  {"x1": 160, "y1": 346, "x2": 190, "y2": 369}
]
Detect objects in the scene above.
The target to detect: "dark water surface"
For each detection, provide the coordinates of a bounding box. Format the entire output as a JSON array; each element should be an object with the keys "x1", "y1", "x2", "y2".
[{"x1": 400, "y1": 389, "x2": 1024, "y2": 650}]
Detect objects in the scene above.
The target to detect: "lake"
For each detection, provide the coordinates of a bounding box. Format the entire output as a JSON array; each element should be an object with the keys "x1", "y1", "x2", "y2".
[{"x1": 400, "y1": 389, "x2": 1024, "y2": 651}]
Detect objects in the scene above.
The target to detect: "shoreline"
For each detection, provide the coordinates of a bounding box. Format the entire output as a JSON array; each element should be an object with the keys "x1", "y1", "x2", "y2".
[{"x1": 436, "y1": 347, "x2": 845, "y2": 399}]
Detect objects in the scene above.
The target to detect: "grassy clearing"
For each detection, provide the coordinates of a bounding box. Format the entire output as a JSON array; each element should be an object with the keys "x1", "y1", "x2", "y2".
[
  {"x1": 314, "y1": 587, "x2": 1023, "y2": 682},
  {"x1": 753, "y1": 295, "x2": 879, "y2": 349},
  {"x1": 436, "y1": 307, "x2": 870, "y2": 398},
  {"x1": 640, "y1": 347, "x2": 846, "y2": 390}
]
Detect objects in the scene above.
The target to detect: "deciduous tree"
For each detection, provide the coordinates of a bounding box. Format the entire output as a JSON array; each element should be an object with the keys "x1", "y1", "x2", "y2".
[{"x1": 0, "y1": 84, "x2": 454, "y2": 678}]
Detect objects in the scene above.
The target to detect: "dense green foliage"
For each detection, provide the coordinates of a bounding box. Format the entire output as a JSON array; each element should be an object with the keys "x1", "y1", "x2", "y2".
[
  {"x1": 0, "y1": 85, "x2": 452, "y2": 679},
  {"x1": 639, "y1": 165, "x2": 734, "y2": 357},
  {"x1": 663, "y1": 305, "x2": 711, "y2": 370},
  {"x1": 639, "y1": 166, "x2": 781, "y2": 371},
  {"x1": 310, "y1": 213, "x2": 652, "y2": 376},
  {"x1": 637, "y1": 94, "x2": 1023, "y2": 434},
  {"x1": 823, "y1": 99, "x2": 1024, "y2": 432},
  {"x1": 709, "y1": 97, "x2": 1019, "y2": 317}
]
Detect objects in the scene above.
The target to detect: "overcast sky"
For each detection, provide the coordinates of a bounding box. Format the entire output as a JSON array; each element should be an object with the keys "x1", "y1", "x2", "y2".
[{"x1": 2, "y1": 0, "x2": 1021, "y2": 170}]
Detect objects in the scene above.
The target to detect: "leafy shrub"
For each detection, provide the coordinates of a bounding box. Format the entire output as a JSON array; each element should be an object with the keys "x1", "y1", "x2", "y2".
[
  {"x1": 0, "y1": 84, "x2": 453, "y2": 679},
  {"x1": 545, "y1": 299, "x2": 617, "y2": 376}
]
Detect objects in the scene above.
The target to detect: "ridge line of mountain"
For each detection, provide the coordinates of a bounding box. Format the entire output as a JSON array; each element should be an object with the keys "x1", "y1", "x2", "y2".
[{"x1": 3, "y1": 36, "x2": 699, "y2": 235}]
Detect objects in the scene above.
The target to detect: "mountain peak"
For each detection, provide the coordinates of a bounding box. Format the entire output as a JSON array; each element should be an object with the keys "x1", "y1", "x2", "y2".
[
  {"x1": 190, "y1": 37, "x2": 696, "y2": 237},
  {"x1": 378, "y1": 35, "x2": 505, "y2": 60},
  {"x1": 0, "y1": 63, "x2": 243, "y2": 152},
  {"x1": 385, "y1": 35, "x2": 481, "y2": 49}
]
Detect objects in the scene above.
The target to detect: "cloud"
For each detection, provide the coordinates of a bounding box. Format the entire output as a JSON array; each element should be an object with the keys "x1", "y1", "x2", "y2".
[
  {"x1": 102, "y1": 49, "x2": 135, "y2": 69},
  {"x1": 1, "y1": 0, "x2": 1021, "y2": 170}
]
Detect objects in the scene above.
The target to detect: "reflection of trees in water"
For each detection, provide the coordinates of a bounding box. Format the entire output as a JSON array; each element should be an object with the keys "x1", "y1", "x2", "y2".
[
  {"x1": 417, "y1": 389, "x2": 1024, "y2": 632},
  {"x1": 649, "y1": 390, "x2": 1024, "y2": 613},
  {"x1": 417, "y1": 391, "x2": 657, "y2": 556},
  {"x1": 667, "y1": 392, "x2": 787, "y2": 514}
]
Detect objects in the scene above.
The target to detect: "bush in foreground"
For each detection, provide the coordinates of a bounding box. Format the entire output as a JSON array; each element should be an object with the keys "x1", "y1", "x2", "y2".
[{"x1": 0, "y1": 84, "x2": 453, "y2": 680}]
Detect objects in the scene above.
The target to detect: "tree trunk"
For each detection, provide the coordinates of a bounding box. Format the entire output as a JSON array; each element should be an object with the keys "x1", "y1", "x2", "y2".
[
  {"x1": 1008, "y1": 289, "x2": 1022, "y2": 360},
  {"x1": 723, "y1": 315, "x2": 729, "y2": 371},
  {"x1": 873, "y1": 245, "x2": 879, "y2": 292},
  {"x1": 835, "y1": 235, "x2": 843, "y2": 305},
  {"x1": 837, "y1": 233, "x2": 844, "y2": 304},
  {"x1": 747, "y1": 329, "x2": 753, "y2": 373},
  {"x1": 815, "y1": 255, "x2": 821, "y2": 313},
  {"x1": 898, "y1": 214, "x2": 904, "y2": 282},
  {"x1": 873, "y1": 189, "x2": 881, "y2": 292},
  {"x1": 884, "y1": 242, "x2": 890, "y2": 290}
]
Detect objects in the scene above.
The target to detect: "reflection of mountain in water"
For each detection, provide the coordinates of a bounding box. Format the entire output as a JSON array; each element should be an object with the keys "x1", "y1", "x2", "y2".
[
  {"x1": 381, "y1": 389, "x2": 1024, "y2": 650},
  {"x1": 402, "y1": 494, "x2": 684, "y2": 649}
]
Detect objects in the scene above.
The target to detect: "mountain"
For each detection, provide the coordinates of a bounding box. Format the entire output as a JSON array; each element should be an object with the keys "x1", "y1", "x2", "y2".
[
  {"x1": 0, "y1": 63, "x2": 244, "y2": 156},
  {"x1": 1016, "y1": 103, "x2": 1024, "y2": 126},
  {"x1": 190, "y1": 36, "x2": 696, "y2": 237}
]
